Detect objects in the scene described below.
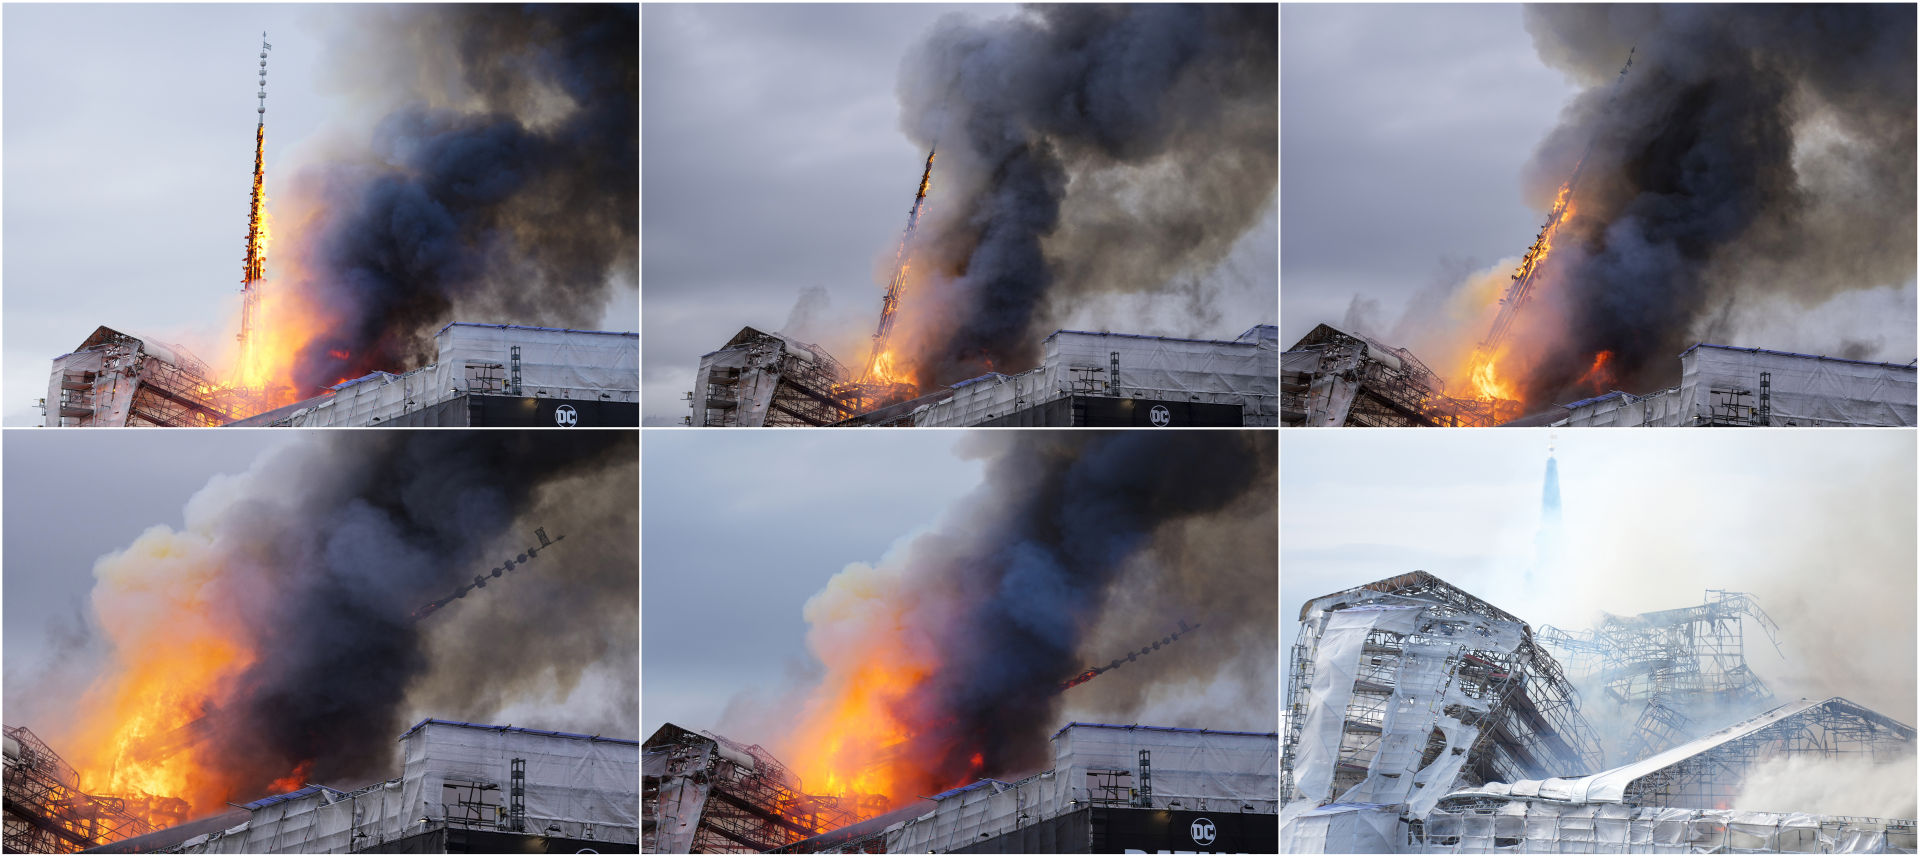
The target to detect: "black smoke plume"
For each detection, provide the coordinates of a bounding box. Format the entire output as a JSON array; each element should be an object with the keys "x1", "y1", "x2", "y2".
[
  {"x1": 82, "y1": 432, "x2": 636, "y2": 813},
  {"x1": 894, "y1": 4, "x2": 1276, "y2": 386},
  {"x1": 1514, "y1": 4, "x2": 1915, "y2": 403},
  {"x1": 286, "y1": 4, "x2": 636, "y2": 393},
  {"x1": 796, "y1": 431, "x2": 1275, "y2": 797}
]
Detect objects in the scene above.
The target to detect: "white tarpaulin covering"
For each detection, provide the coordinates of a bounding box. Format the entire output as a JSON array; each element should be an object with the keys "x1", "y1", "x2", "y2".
[
  {"x1": 1289, "y1": 600, "x2": 1526, "y2": 817},
  {"x1": 254, "y1": 324, "x2": 638, "y2": 427},
  {"x1": 1561, "y1": 344, "x2": 1916, "y2": 427},
  {"x1": 912, "y1": 325, "x2": 1279, "y2": 426},
  {"x1": 889, "y1": 723, "x2": 1278, "y2": 853},
  {"x1": 1416, "y1": 800, "x2": 1912, "y2": 853},
  {"x1": 175, "y1": 720, "x2": 638, "y2": 853},
  {"x1": 1282, "y1": 802, "x2": 1403, "y2": 854}
]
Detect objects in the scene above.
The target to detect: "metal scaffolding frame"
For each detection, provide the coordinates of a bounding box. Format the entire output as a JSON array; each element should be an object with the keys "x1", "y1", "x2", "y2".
[
  {"x1": 1282, "y1": 572, "x2": 1604, "y2": 806},
  {"x1": 643, "y1": 724, "x2": 865, "y2": 854},
  {"x1": 1282, "y1": 325, "x2": 1501, "y2": 427},
  {"x1": 1541, "y1": 590, "x2": 1784, "y2": 761},
  {"x1": 3, "y1": 725, "x2": 158, "y2": 853},
  {"x1": 1621, "y1": 699, "x2": 1915, "y2": 811}
]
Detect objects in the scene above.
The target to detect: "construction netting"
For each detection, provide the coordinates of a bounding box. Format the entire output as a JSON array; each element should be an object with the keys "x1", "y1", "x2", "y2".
[
  {"x1": 261, "y1": 324, "x2": 638, "y2": 427},
  {"x1": 912, "y1": 326, "x2": 1279, "y2": 427},
  {"x1": 1291, "y1": 604, "x2": 1529, "y2": 816},
  {"x1": 1561, "y1": 345, "x2": 1916, "y2": 427},
  {"x1": 1414, "y1": 800, "x2": 1914, "y2": 854},
  {"x1": 1281, "y1": 802, "x2": 1404, "y2": 853},
  {"x1": 889, "y1": 723, "x2": 1278, "y2": 853},
  {"x1": 170, "y1": 721, "x2": 638, "y2": 853}
]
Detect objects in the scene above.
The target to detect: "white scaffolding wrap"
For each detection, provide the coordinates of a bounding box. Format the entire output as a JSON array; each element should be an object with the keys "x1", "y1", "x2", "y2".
[
  {"x1": 1560, "y1": 344, "x2": 1916, "y2": 427},
  {"x1": 1281, "y1": 802, "x2": 1404, "y2": 854},
  {"x1": 1416, "y1": 800, "x2": 1914, "y2": 854},
  {"x1": 246, "y1": 324, "x2": 638, "y2": 427},
  {"x1": 912, "y1": 325, "x2": 1279, "y2": 426},
  {"x1": 173, "y1": 720, "x2": 638, "y2": 853},
  {"x1": 888, "y1": 723, "x2": 1279, "y2": 853}
]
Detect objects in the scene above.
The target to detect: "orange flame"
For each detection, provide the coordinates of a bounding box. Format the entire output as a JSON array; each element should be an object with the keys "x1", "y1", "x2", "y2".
[{"x1": 54, "y1": 520, "x2": 306, "y2": 829}]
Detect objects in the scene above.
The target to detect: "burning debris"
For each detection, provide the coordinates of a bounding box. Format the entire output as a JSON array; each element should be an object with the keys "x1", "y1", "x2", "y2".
[
  {"x1": 1281, "y1": 573, "x2": 1917, "y2": 853},
  {"x1": 8, "y1": 432, "x2": 636, "y2": 835}
]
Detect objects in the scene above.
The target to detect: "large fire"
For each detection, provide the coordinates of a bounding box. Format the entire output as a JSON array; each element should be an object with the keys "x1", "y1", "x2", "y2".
[
  {"x1": 1451, "y1": 184, "x2": 1582, "y2": 414},
  {"x1": 56, "y1": 527, "x2": 310, "y2": 830}
]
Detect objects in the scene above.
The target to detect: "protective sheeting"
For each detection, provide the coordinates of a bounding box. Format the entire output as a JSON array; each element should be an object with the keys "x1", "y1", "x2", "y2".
[
  {"x1": 1281, "y1": 802, "x2": 1403, "y2": 854},
  {"x1": 912, "y1": 325, "x2": 1279, "y2": 427},
  {"x1": 244, "y1": 324, "x2": 638, "y2": 427},
  {"x1": 1561, "y1": 344, "x2": 1917, "y2": 427},
  {"x1": 172, "y1": 720, "x2": 638, "y2": 853},
  {"x1": 1415, "y1": 800, "x2": 1914, "y2": 853},
  {"x1": 1288, "y1": 591, "x2": 1532, "y2": 817},
  {"x1": 642, "y1": 738, "x2": 711, "y2": 854},
  {"x1": 888, "y1": 723, "x2": 1279, "y2": 853}
]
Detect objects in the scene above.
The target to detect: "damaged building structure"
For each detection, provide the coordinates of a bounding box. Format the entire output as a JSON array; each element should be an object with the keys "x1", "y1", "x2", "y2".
[
  {"x1": 691, "y1": 324, "x2": 1278, "y2": 428},
  {"x1": 47, "y1": 323, "x2": 639, "y2": 428},
  {"x1": 646, "y1": 722, "x2": 1279, "y2": 854},
  {"x1": 1282, "y1": 325, "x2": 1918, "y2": 428},
  {"x1": 1282, "y1": 573, "x2": 1917, "y2": 854},
  {"x1": 5, "y1": 719, "x2": 637, "y2": 854},
  {"x1": 1282, "y1": 325, "x2": 1502, "y2": 427}
]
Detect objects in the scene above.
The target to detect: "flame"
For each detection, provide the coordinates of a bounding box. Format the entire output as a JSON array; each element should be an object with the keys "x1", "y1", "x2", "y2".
[
  {"x1": 54, "y1": 522, "x2": 305, "y2": 829},
  {"x1": 1576, "y1": 350, "x2": 1616, "y2": 392},
  {"x1": 1467, "y1": 347, "x2": 1518, "y2": 403}
]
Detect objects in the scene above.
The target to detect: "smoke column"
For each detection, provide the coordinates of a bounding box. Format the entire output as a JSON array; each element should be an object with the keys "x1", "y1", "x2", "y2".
[
  {"x1": 892, "y1": 4, "x2": 1276, "y2": 387},
  {"x1": 278, "y1": 4, "x2": 637, "y2": 394},
  {"x1": 784, "y1": 431, "x2": 1276, "y2": 804},
  {"x1": 58, "y1": 432, "x2": 637, "y2": 817},
  {"x1": 1510, "y1": 4, "x2": 1915, "y2": 404}
]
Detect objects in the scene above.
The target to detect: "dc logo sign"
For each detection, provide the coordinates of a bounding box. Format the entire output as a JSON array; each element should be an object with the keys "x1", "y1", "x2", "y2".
[
  {"x1": 554, "y1": 404, "x2": 579, "y2": 427},
  {"x1": 1189, "y1": 817, "x2": 1217, "y2": 846},
  {"x1": 1149, "y1": 404, "x2": 1172, "y2": 427}
]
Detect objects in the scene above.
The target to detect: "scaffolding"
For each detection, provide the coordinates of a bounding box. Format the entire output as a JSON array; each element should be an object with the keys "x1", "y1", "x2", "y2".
[
  {"x1": 1282, "y1": 325, "x2": 1500, "y2": 427},
  {"x1": 3, "y1": 725, "x2": 159, "y2": 853},
  {"x1": 690, "y1": 328, "x2": 861, "y2": 427},
  {"x1": 1283, "y1": 572, "x2": 1604, "y2": 812},
  {"x1": 46, "y1": 327, "x2": 244, "y2": 427},
  {"x1": 1540, "y1": 590, "x2": 1783, "y2": 761},
  {"x1": 643, "y1": 723, "x2": 864, "y2": 854}
]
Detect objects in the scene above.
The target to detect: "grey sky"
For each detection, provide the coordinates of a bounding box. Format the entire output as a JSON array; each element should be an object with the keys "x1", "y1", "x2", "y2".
[
  {"x1": 4, "y1": 5, "x2": 332, "y2": 426},
  {"x1": 641, "y1": 3, "x2": 1278, "y2": 425},
  {"x1": 1282, "y1": 429, "x2": 1918, "y2": 723},
  {"x1": 1280, "y1": 3, "x2": 1579, "y2": 343},
  {"x1": 3, "y1": 430, "x2": 292, "y2": 713},
  {"x1": 641, "y1": 430, "x2": 984, "y2": 739},
  {"x1": 2, "y1": 4, "x2": 639, "y2": 427}
]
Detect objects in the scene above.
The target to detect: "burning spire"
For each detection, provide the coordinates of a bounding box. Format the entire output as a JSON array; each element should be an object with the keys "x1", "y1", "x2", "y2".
[
  {"x1": 860, "y1": 147, "x2": 936, "y2": 387},
  {"x1": 1464, "y1": 48, "x2": 1633, "y2": 407},
  {"x1": 237, "y1": 32, "x2": 271, "y2": 387}
]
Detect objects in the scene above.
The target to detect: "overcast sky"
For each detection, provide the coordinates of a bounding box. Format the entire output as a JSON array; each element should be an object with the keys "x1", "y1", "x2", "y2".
[
  {"x1": 641, "y1": 430, "x2": 983, "y2": 739},
  {"x1": 3, "y1": 431, "x2": 291, "y2": 711},
  {"x1": 3, "y1": 4, "x2": 638, "y2": 427},
  {"x1": 641, "y1": 3, "x2": 1277, "y2": 425},
  {"x1": 1280, "y1": 3, "x2": 1579, "y2": 344},
  {"x1": 1283, "y1": 429, "x2": 1918, "y2": 723}
]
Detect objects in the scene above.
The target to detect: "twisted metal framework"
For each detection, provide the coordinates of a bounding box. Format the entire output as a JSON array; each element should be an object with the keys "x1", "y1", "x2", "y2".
[
  {"x1": 3, "y1": 726, "x2": 156, "y2": 853},
  {"x1": 643, "y1": 724, "x2": 863, "y2": 854},
  {"x1": 1282, "y1": 572, "x2": 1604, "y2": 805},
  {"x1": 1622, "y1": 698, "x2": 1915, "y2": 811},
  {"x1": 1541, "y1": 590, "x2": 1784, "y2": 760},
  {"x1": 1281, "y1": 325, "x2": 1499, "y2": 427}
]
